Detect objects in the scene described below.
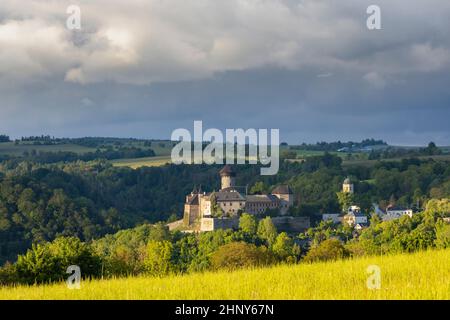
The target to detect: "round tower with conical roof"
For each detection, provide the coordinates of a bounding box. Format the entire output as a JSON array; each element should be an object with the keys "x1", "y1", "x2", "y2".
[
  {"x1": 219, "y1": 165, "x2": 236, "y2": 190},
  {"x1": 342, "y1": 177, "x2": 354, "y2": 194}
]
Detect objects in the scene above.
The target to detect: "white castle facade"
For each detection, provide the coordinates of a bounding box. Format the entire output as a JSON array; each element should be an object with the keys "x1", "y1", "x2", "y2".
[{"x1": 183, "y1": 165, "x2": 294, "y2": 230}]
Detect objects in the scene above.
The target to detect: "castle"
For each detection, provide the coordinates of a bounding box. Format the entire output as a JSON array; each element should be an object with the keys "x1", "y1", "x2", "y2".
[{"x1": 183, "y1": 165, "x2": 294, "y2": 230}]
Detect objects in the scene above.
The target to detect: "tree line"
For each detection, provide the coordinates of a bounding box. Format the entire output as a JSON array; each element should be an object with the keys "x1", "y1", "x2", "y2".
[
  {"x1": 1, "y1": 198, "x2": 448, "y2": 285},
  {"x1": 368, "y1": 142, "x2": 443, "y2": 160},
  {"x1": 292, "y1": 139, "x2": 387, "y2": 151},
  {"x1": 0, "y1": 153, "x2": 449, "y2": 268}
]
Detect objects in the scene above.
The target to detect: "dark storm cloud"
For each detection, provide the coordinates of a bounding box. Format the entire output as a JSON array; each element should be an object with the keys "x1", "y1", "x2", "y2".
[{"x1": 0, "y1": 0, "x2": 449, "y2": 145}]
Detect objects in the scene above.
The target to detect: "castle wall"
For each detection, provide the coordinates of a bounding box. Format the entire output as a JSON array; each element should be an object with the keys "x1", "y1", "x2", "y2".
[
  {"x1": 200, "y1": 217, "x2": 239, "y2": 232},
  {"x1": 199, "y1": 196, "x2": 212, "y2": 217},
  {"x1": 183, "y1": 204, "x2": 199, "y2": 226},
  {"x1": 271, "y1": 216, "x2": 310, "y2": 233},
  {"x1": 273, "y1": 194, "x2": 294, "y2": 215},
  {"x1": 218, "y1": 201, "x2": 245, "y2": 216}
]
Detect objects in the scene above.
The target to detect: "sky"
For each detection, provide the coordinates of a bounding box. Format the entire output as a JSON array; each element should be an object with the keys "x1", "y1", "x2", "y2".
[{"x1": 0, "y1": 0, "x2": 449, "y2": 145}]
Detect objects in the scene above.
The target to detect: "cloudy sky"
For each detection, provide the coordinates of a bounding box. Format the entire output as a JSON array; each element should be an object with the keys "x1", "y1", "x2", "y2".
[{"x1": 0, "y1": 0, "x2": 449, "y2": 145}]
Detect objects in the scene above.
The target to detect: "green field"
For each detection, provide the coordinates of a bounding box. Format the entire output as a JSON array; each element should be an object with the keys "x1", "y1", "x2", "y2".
[
  {"x1": 111, "y1": 146, "x2": 338, "y2": 169},
  {"x1": 0, "y1": 140, "x2": 174, "y2": 157},
  {"x1": 2, "y1": 140, "x2": 448, "y2": 170},
  {"x1": 342, "y1": 154, "x2": 450, "y2": 167},
  {"x1": 110, "y1": 152, "x2": 450, "y2": 170},
  {"x1": 147, "y1": 141, "x2": 174, "y2": 156},
  {"x1": 0, "y1": 142, "x2": 96, "y2": 156},
  {"x1": 1, "y1": 249, "x2": 448, "y2": 300},
  {"x1": 287, "y1": 149, "x2": 329, "y2": 157}
]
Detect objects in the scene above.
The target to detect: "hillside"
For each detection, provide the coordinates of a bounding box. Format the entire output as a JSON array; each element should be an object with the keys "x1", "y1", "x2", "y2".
[
  {"x1": 1, "y1": 138, "x2": 448, "y2": 170},
  {"x1": 1, "y1": 249, "x2": 449, "y2": 300}
]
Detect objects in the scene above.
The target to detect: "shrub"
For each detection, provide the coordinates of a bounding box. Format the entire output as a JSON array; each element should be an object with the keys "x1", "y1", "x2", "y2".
[
  {"x1": 211, "y1": 242, "x2": 274, "y2": 271},
  {"x1": 239, "y1": 213, "x2": 257, "y2": 235},
  {"x1": 303, "y1": 239, "x2": 349, "y2": 263},
  {"x1": 144, "y1": 240, "x2": 174, "y2": 277},
  {"x1": 105, "y1": 244, "x2": 146, "y2": 276},
  {"x1": 15, "y1": 237, "x2": 101, "y2": 284},
  {"x1": 257, "y1": 217, "x2": 277, "y2": 246},
  {"x1": 435, "y1": 220, "x2": 450, "y2": 249},
  {"x1": 0, "y1": 262, "x2": 18, "y2": 285},
  {"x1": 272, "y1": 232, "x2": 299, "y2": 262}
]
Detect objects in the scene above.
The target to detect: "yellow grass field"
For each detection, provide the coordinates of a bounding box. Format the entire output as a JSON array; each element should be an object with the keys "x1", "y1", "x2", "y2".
[
  {"x1": 1, "y1": 249, "x2": 449, "y2": 300},
  {"x1": 111, "y1": 156, "x2": 172, "y2": 169}
]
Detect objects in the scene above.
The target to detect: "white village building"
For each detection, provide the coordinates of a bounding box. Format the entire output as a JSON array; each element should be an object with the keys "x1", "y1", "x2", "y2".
[{"x1": 382, "y1": 205, "x2": 414, "y2": 221}]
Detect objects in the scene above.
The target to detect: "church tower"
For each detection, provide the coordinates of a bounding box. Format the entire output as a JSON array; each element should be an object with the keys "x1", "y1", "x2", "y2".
[
  {"x1": 342, "y1": 177, "x2": 354, "y2": 194},
  {"x1": 219, "y1": 165, "x2": 236, "y2": 190}
]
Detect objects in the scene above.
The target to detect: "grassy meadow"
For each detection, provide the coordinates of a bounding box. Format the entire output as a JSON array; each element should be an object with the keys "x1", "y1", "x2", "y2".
[
  {"x1": 3, "y1": 139, "x2": 448, "y2": 170},
  {"x1": 0, "y1": 142, "x2": 96, "y2": 156},
  {"x1": 1, "y1": 249, "x2": 449, "y2": 300},
  {"x1": 111, "y1": 156, "x2": 172, "y2": 169},
  {"x1": 342, "y1": 154, "x2": 450, "y2": 167}
]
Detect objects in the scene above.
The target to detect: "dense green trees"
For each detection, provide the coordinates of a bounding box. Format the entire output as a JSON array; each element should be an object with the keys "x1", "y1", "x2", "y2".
[
  {"x1": 0, "y1": 215, "x2": 298, "y2": 283},
  {"x1": 435, "y1": 221, "x2": 450, "y2": 249},
  {"x1": 302, "y1": 220, "x2": 353, "y2": 247},
  {"x1": 303, "y1": 239, "x2": 349, "y2": 263},
  {"x1": 144, "y1": 241, "x2": 174, "y2": 276},
  {"x1": 0, "y1": 154, "x2": 448, "y2": 265},
  {"x1": 210, "y1": 242, "x2": 274, "y2": 271},
  {"x1": 249, "y1": 181, "x2": 270, "y2": 195},
  {"x1": 0, "y1": 195, "x2": 449, "y2": 285},
  {"x1": 272, "y1": 232, "x2": 300, "y2": 262},
  {"x1": 367, "y1": 142, "x2": 443, "y2": 159},
  {"x1": 17, "y1": 148, "x2": 156, "y2": 164},
  {"x1": 239, "y1": 213, "x2": 257, "y2": 235},
  {"x1": 0, "y1": 151, "x2": 449, "y2": 282},
  {"x1": 14, "y1": 237, "x2": 101, "y2": 284},
  {"x1": 336, "y1": 192, "x2": 354, "y2": 213},
  {"x1": 257, "y1": 217, "x2": 278, "y2": 246},
  {"x1": 345, "y1": 200, "x2": 450, "y2": 256},
  {"x1": 0, "y1": 161, "x2": 239, "y2": 264},
  {"x1": 289, "y1": 157, "x2": 450, "y2": 218},
  {"x1": 294, "y1": 139, "x2": 387, "y2": 152},
  {"x1": 91, "y1": 223, "x2": 169, "y2": 276}
]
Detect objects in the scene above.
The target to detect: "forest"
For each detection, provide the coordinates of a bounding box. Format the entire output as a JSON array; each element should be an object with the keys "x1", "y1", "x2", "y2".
[
  {"x1": 294, "y1": 138, "x2": 387, "y2": 151},
  {"x1": 0, "y1": 152, "x2": 449, "y2": 267},
  {"x1": 0, "y1": 198, "x2": 448, "y2": 285}
]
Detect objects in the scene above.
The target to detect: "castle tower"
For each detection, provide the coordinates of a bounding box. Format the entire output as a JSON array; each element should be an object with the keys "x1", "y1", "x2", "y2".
[
  {"x1": 272, "y1": 185, "x2": 294, "y2": 215},
  {"x1": 342, "y1": 177, "x2": 354, "y2": 194},
  {"x1": 183, "y1": 191, "x2": 200, "y2": 226},
  {"x1": 219, "y1": 165, "x2": 236, "y2": 190}
]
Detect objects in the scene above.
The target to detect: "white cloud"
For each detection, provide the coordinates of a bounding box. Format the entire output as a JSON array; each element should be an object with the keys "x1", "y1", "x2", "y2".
[
  {"x1": 410, "y1": 43, "x2": 450, "y2": 72},
  {"x1": 1, "y1": 0, "x2": 450, "y2": 87},
  {"x1": 363, "y1": 72, "x2": 386, "y2": 88},
  {"x1": 81, "y1": 97, "x2": 95, "y2": 107},
  {"x1": 317, "y1": 72, "x2": 333, "y2": 78},
  {"x1": 65, "y1": 68, "x2": 85, "y2": 83}
]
